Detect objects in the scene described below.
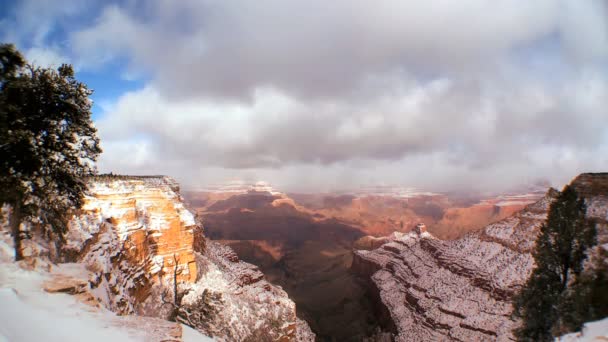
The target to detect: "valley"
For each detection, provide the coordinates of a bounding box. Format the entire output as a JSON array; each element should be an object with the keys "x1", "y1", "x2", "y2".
[
  {"x1": 1, "y1": 174, "x2": 604, "y2": 341},
  {"x1": 3, "y1": 3, "x2": 607, "y2": 339},
  {"x1": 184, "y1": 183, "x2": 545, "y2": 340}
]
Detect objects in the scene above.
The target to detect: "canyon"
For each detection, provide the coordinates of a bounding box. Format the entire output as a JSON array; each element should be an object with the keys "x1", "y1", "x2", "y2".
[
  {"x1": 184, "y1": 182, "x2": 546, "y2": 340},
  {"x1": 352, "y1": 173, "x2": 608, "y2": 341},
  {"x1": 1, "y1": 176, "x2": 315, "y2": 341},
  {"x1": 2, "y1": 173, "x2": 605, "y2": 341}
]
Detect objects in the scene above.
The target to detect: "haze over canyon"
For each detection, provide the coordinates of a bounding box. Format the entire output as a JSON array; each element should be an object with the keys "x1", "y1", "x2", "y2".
[{"x1": 183, "y1": 180, "x2": 546, "y2": 340}]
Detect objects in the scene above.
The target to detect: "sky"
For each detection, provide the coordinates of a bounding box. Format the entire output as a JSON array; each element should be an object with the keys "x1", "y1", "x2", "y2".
[{"x1": 1, "y1": 0, "x2": 608, "y2": 193}]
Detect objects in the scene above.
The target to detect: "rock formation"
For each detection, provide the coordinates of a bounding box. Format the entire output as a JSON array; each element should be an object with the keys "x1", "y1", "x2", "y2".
[
  {"x1": 188, "y1": 187, "x2": 545, "y2": 240},
  {"x1": 64, "y1": 176, "x2": 198, "y2": 314},
  {"x1": 353, "y1": 173, "x2": 608, "y2": 341},
  {"x1": 186, "y1": 241, "x2": 316, "y2": 341},
  {"x1": 7, "y1": 175, "x2": 314, "y2": 341}
]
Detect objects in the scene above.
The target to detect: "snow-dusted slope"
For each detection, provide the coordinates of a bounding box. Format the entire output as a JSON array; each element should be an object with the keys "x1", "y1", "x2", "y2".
[
  {"x1": 353, "y1": 173, "x2": 608, "y2": 341},
  {"x1": 0, "y1": 233, "x2": 213, "y2": 342},
  {"x1": 558, "y1": 317, "x2": 608, "y2": 341},
  {"x1": 2, "y1": 176, "x2": 314, "y2": 342},
  {"x1": 63, "y1": 176, "x2": 199, "y2": 315},
  {"x1": 183, "y1": 241, "x2": 316, "y2": 341}
]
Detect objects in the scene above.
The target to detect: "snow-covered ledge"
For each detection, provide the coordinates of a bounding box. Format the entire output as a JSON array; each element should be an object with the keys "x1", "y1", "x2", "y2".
[{"x1": 557, "y1": 317, "x2": 608, "y2": 342}]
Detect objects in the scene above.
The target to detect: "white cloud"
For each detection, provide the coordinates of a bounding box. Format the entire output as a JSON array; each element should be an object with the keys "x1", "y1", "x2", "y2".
[
  {"x1": 12, "y1": 0, "x2": 605, "y2": 192},
  {"x1": 25, "y1": 46, "x2": 69, "y2": 68},
  {"x1": 559, "y1": 0, "x2": 608, "y2": 63},
  {"x1": 71, "y1": 5, "x2": 142, "y2": 69},
  {"x1": 0, "y1": 0, "x2": 91, "y2": 68},
  {"x1": 96, "y1": 63, "x2": 608, "y2": 191},
  {"x1": 70, "y1": 0, "x2": 568, "y2": 100}
]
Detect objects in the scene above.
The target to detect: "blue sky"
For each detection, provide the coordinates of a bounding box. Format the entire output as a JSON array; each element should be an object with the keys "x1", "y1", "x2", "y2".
[
  {"x1": 76, "y1": 60, "x2": 146, "y2": 120},
  {"x1": 1, "y1": 0, "x2": 607, "y2": 192},
  {"x1": 0, "y1": 0, "x2": 146, "y2": 119}
]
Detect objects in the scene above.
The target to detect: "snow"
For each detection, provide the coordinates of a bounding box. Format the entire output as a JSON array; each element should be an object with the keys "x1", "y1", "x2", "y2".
[
  {"x1": 0, "y1": 254, "x2": 145, "y2": 342},
  {"x1": 182, "y1": 324, "x2": 214, "y2": 342},
  {"x1": 77, "y1": 178, "x2": 198, "y2": 243},
  {"x1": 0, "y1": 287, "x2": 143, "y2": 342},
  {"x1": 558, "y1": 317, "x2": 608, "y2": 341},
  {"x1": 354, "y1": 194, "x2": 554, "y2": 341},
  {"x1": 355, "y1": 185, "x2": 439, "y2": 198},
  {"x1": 182, "y1": 263, "x2": 228, "y2": 305},
  {"x1": 420, "y1": 231, "x2": 433, "y2": 239},
  {"x1": 177, "y1": 202, "x2": 197, "y2": 226},
  {"x1": 0, "y1": 234, "x2": 215, "y2": 342},
  {"x1": 199, "y1": 180, "x2": 282, "y2": 195},
  {"x1": 0, "y1": 176, "x2": 312, "y2": 341}
]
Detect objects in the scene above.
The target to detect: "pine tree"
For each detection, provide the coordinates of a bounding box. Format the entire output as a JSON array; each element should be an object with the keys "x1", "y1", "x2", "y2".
[
  {"x1": 513, "y1": 185, "x2": 596, "y2": 341},
  {"x1": 557, "y1": 246, "x2": 608, "y2": 333},
  {"x1": 0, "y1": 43, "x2": 102, "y2": 260}
]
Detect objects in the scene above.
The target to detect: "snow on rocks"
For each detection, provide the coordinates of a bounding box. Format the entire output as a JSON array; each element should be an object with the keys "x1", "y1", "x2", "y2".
[
  {"x1": 61, "y1": 176, "x2": 199, "y2": 314},
  {"x1": 353, "y1": 190, "x2": 556, "y2": 341},
  {"x1": 63, "y1": 176, "x2": 313, "y2": 341},
  {"x1": 178, "y1": 241, "x2": 309, "y2": 341},
  {"x1": 557, "y1": 317, "x2": 608, "y2": 342},
  {"x1": 353, "y1": 174, "x2": 608, "y2": 342},
  {"x1": 1, "y1": 175, "x2": 313, "y2": 341},
  {"x1": 0, "y1": 235, "x2": 213, "y2": 342}
]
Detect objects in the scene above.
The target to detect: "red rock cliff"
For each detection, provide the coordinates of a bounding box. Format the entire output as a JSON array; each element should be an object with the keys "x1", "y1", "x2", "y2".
[{"x1": 62, "y1": 175, "x2": 314, "y2": 341}]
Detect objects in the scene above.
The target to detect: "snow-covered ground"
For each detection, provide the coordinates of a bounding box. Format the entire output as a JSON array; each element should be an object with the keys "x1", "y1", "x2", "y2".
[
  {"x1": 0, "y1": 234, "x2": 212, "y2": 342},
  {"x1": 199, "y1": 180, "x2": 282, "y2": 195},
  {"x1": 557, "y1": 317, "x2": 608, "y2": 342}
]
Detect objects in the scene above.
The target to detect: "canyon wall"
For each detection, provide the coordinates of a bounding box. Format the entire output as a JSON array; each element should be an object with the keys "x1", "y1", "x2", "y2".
[
  {"x1": 64, "y1": 176, "x2": 197, "y2": 314},
  {"x1": 353, "y1": 173, "x2": 608, "y2": 341},
  {"x1": 60, "y1": 176, "x2": 313, "y2": 341}
]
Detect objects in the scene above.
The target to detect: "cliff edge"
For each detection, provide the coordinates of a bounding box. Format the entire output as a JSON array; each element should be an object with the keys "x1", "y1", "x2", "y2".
[
  {"x1": 353, "y1": 173, "x2": 608, "y2": 341},
  {"x1": 2, "y1": 175, "x2": 314, "y2": 341}
]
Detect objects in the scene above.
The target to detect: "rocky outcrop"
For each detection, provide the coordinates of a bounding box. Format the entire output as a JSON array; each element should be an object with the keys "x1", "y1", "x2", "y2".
[
  {"x1": 64, "y1": 176, "x2": 198, "y2": 314},
  {"x1": 179, "y1": 241, "x2": 311, "y2": 341},
  {"x1": 58, "y1": 176, "x2": 313, "y2": 341},
  {"x1": 0, "y1": 251, "x2": 209, "y2": 342},
  {"x1": 353, "y1": 173, "x2": 608, "y2": 341},
  {"x1": 571, "y1": 173, "x2": 608, "y2": 198}
]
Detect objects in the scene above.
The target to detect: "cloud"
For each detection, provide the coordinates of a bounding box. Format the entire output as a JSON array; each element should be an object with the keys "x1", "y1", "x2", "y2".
[
  {"x1": 559, "y1": 0, "x2": 608, "y2": 63},
  {"x1": 24, "y1": 46, "x2": 69, "y2": 68},
  {"x1": 71, "y1": 0, "x2": 567, "y2": 100},
  {"x1": 13, "y1": 0, "x2": 608, "y2": 192},
  {"x1": 70, "y1": 5, "x2": 142, "y2": 69},
  {"x1": 0, "y1": 0, "x2": 95, "y2": 67},
  {"x1": 95, "y1": 63, "x2": 608, "y2": 191}
]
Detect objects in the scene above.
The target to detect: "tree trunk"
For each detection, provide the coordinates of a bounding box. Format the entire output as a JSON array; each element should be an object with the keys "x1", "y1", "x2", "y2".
[
  {"x1": 561, "y1": 265, "x2": 570, "y2": 291},
  {"x1": 10, "y1": 201, "x2": 24, "y2": 261}
]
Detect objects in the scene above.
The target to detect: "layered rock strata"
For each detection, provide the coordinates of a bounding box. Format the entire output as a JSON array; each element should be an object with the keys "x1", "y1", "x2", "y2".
[
  {"x1": 184, "y1": 241, "x2": 316, "y2": 341},
  {"x1": 64, "y1": 176, "x2": 198, "y2": 314},
  {"x1": 59, "y1": 176, "x2": 313, "y2": 341},
  {"x1": 353, "y1": 173, "x2": 608, "y2": 341}
]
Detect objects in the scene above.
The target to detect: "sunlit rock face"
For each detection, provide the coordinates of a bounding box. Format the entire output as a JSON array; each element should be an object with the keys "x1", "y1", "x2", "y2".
[
  {"x1": 81, "y1": 176, "x2": 196, "y2": 283},
  {"x1": 64, "y1": 176, "x2": 197, "y2": 313},
  {"x1": 353, "y1": 173, "x2": 608, "y2": 342},
  {"x1": 60, "y1": 176, "x2": 313, "y2": 341}
]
